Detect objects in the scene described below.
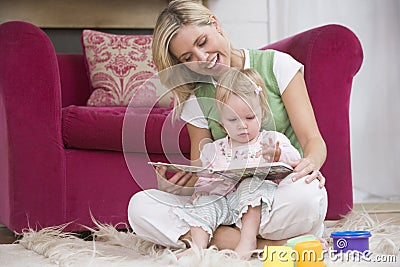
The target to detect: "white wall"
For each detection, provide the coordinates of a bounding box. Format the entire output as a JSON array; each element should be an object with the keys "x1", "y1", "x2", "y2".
[
  {"x1": 268, "y1": 0, "x2": 400, "y2": 203},
  {"x1": 209, "y1": 0, "x2": 400, "y2": 203},
  {"x1": 207, "y1": 0, "x2": 269, "y2": 49}
]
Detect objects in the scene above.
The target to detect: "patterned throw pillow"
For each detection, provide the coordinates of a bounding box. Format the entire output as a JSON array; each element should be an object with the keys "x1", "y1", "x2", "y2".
[{"x1": 81, "y1": 30, "x2": 171, "y2": 107}]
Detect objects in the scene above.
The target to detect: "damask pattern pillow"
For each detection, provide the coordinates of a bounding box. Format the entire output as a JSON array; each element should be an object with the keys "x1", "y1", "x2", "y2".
[{"x1": 81, "y1": 30, "x2": 171, "y2": 107}]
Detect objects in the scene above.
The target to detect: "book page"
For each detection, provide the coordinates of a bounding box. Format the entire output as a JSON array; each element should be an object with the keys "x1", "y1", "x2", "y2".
[
  {"x1": 147, "y1": 162, "x2": 214, "y2": 177},
  {"x1": 212, "y1": 162, "x2": 293, "y2": 181}
]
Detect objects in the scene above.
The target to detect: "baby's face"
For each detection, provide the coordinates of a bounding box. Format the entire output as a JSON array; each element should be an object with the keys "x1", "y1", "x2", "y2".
[{"x1": 220, "y1": 94, "x2": 262, "y2": 146}]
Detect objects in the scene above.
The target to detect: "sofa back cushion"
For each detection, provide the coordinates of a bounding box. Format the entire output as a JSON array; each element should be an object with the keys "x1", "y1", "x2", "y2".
[{"x1": 57, "y1": 54, "x2": 92, "y2": 107}]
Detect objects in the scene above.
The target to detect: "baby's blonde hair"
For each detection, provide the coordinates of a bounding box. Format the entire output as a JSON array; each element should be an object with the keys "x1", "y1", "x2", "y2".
[{"x1": 215, "y1": 68, "x2": 271, "y2": 125}]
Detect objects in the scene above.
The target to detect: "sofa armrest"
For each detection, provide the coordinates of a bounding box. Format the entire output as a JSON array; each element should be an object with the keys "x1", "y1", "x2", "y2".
[
  {"x1": 0, "y1": 21, "x2": 65, "y2": 230},
  {"x1": 262, "y1": 24, "x2": 363, "y2": 219}
]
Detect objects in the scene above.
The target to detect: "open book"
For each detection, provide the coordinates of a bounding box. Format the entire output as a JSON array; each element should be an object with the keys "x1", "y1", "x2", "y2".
[{"x1": 148, "y1": 161, "x2": 293, "y2": 181}]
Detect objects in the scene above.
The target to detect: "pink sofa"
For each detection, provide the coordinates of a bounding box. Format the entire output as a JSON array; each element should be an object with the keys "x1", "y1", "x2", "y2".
[{"x1": 0, "y1": 21, "x2": 363, "y2": 233}]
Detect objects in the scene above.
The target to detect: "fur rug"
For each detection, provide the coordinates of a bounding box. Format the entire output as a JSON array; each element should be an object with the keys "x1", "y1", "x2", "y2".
[{"x1": 5, "y1": 210, "x2": 400, "y2": 267}]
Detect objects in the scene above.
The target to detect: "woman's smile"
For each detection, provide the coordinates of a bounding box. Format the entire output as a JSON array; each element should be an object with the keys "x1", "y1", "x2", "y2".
[{"x1": 206, "y1": 54, "x2": 218, "y2": 69}]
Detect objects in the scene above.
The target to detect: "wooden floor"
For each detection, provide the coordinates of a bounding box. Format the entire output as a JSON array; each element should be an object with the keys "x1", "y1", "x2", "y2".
[
  {"x1": 0, "y1": 224, "x2": 18, "y2": 244},
  {"x1": 1, "y1": 202, "x2": 399, "y2": 244}
]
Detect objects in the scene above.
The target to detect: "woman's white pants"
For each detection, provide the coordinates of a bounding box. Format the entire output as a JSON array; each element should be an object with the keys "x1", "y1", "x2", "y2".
[{"x1": 127, "y1": 177, "x2": 327, "y2": 249}]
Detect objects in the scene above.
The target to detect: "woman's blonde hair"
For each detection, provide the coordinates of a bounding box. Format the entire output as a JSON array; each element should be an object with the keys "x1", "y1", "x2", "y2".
[
  {"x1": 152, "y1": 0, "x2": 218, "y2": 117},
  {"x1": 215, "y1": 68, "x2": 271, "y2": 125}
]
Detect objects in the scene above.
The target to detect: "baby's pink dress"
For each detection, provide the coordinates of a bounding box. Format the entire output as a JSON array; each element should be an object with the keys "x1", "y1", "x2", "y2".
[{"x1": 194, "y1": 130, "x2": 301, "y2": 195}]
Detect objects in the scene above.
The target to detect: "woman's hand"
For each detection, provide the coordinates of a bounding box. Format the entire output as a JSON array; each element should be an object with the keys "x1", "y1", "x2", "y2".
[
  {"x1": 290, "y1": 158, "x2": 325, "y2": 188},
  {"x1": 156, "y1": 166, "x2": 196, "y2": 195}
]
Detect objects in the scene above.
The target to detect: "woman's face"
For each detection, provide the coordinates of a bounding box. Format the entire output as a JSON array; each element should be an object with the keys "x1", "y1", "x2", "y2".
[{"x1": 169, "y1": 21, "x2": 231, "y2": 79}]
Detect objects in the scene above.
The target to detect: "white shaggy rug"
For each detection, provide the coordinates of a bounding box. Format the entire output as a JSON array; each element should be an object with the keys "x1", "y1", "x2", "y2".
[{"x1": 0, "y1": 210, "x2": 399, "y2": 267}]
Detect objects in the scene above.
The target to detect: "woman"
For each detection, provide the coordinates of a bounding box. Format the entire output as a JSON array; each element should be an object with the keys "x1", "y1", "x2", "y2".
[{"x1": 128, "y1": 0, "x2": 327, "y2": 252}]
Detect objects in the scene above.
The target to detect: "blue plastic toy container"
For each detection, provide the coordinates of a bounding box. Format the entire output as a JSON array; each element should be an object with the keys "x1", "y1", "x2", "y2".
[{"x1": 330, "y1": 230, "x2": 371, "y2": 253}]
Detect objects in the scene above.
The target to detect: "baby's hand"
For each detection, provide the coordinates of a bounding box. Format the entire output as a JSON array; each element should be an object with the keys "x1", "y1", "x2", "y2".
[
  {"x1": 190, "y1": 191, "x2": 209, "y2": 203},
  {"x1": 259, "y1": 138, "x2": 281, "y2": 162}
]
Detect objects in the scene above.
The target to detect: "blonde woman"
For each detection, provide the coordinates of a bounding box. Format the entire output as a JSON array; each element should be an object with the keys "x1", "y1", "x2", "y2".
[{"x1": 128, "y1": 0, "x2": 327, "y2": 254}]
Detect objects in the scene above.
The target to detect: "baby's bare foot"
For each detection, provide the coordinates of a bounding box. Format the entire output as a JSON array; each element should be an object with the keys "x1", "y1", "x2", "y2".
[
  {"x1": 317, "y1": 237, "x2": 328, "y2": 249},
  {"x1": 234, "y1": 238, "x2": 257, "y2": 260}
]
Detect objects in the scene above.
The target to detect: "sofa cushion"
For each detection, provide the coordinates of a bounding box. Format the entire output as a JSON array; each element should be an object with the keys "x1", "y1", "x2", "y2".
[
  {"x1": 81, "y1": 30, "x2": 172, "y2": 108},
  {"x1": 62, "y1": 105, "x2": 190, "y2": 153}
]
